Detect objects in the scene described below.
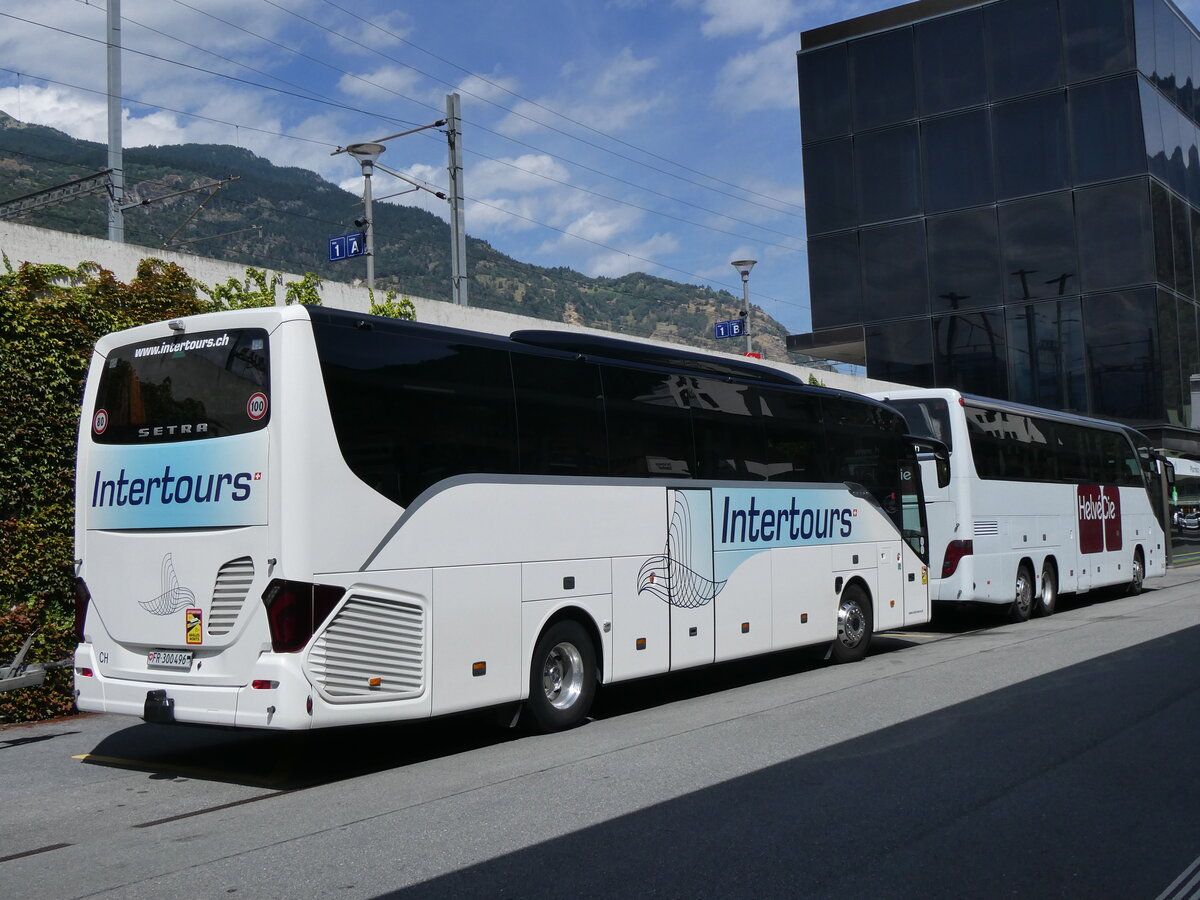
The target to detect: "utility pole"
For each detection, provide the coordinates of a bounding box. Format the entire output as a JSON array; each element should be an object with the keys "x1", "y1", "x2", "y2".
[
  {"x1": 346, "y1": 143, "x2": 385, "y2": 293},
  {"x1": 107, "y1": 0, "x2": 124, "y2": 242},
  {"x1": 446, "y1": 93, "x2": 468, "y2": 306},
  {"x1": 731, "y1": 259, "x2": 757, "y2": 355}
]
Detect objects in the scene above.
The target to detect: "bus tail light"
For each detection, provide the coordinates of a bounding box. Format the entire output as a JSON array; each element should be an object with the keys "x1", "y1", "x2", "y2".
[
  {"x1": 73, "y1": 578, "x2": 91, "y2": 642},
  {"x1": 942, "y1": 540, "x2": 973, "y2": 578},
  {"x1": 262, "y1": 580, "x2": 344, "y2": 653}
]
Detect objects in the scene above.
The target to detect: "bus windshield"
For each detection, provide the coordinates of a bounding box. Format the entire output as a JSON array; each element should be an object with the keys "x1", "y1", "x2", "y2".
[{"x1": 91, "y1": 328, "x2": 270, "y2": 444}]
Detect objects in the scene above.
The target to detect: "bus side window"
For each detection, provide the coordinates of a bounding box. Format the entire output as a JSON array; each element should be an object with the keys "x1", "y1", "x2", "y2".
[{"x1": 761, "y1": 388, "x2": 826, "y2": 482}]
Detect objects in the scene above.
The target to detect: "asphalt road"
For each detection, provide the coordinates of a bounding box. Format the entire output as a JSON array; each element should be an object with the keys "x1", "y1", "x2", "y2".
[{"x1": 3, "y1": 570, "x2": 1199, "y2": 899}]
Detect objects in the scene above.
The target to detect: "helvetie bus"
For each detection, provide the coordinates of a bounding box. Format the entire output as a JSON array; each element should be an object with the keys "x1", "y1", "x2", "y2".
[
  {"x1": 871, "y1": 388, "x2": 1166, "y2": 622},
  {"x1": 73, "y1": 305, "x2": 944, "y2": 732}
]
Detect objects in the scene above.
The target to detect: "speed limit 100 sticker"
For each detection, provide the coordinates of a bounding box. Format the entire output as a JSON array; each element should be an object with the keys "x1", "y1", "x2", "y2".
[
  {"x1": 92, "y1": 409, "x2": 109, "y2": 434},
  {"x1": 247, "y1": 392, "x2": 268, "y2": 421}
]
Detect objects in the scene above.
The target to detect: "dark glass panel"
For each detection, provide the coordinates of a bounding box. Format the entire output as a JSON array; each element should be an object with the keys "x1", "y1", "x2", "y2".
[
  {"x1": 921, "y1": 108, "x2": 993, "y2": 213},
  {"x1": 1159, "y1": 289, "x2": 1184, "y2": 424},
  {"x1": 916, "y1": 9, "x2": 987, "y2": 116},
  {"x1": 1152, "y1": 179, "x2": 1175, "y2": 286},
  {"x1": 1061, "y1": 0, "x2": 1136, "y2": 82},
  {"x1": 855, "y1": 124, "x2": 922, "y2": 224},
  {"x1": 985, "y1": 0, "x2": 1064, "y2": 101},
  {"x1": 822, "y1": 397, "x2": 907, "y2": 526},
  {"x1": 798, "y1": 45, "x2": 851, "y2": 143},
  {"x1": 808, "y1": 232, "x2": 862, "y2": 330},
  {"x1": 802, "y1": 138, "x2": 856, "y2": 235},
  {"x1": 512, "y1": 353, "x2": 607, "y2": 477},
  {"x1": 861, "y1": 221, "x2": 929, "y2": 321},
  {"x1": 965, "y1": 404, "x2": 1057, "y2": 481},
  {"x1": 1133, "y1": 0, "x2": 1156, "y2": 80},
  {"x1": 689, "y1": 377, "x2": 768, "y2": 481},
  {"x1": 1006, "y1": 298, "x2": 1089, "y2": 412},
  {"x1": 1176, "y1": 10, "x2": 1195, "y2": 122},
  {"x1": 1188, "y1": 126, "x2": 1200, "y2": 207},
  {"x1": 1154, "y1": 0, "x2": 1178, "y2": 103},
  {"x1": 850, "y1": 28, "x2": 917, "y2": 131},
  {"x1": 1076, "y1": 178, "x2": 1155, "y2": 292},
  {"x1": 1139, "y1": 77, "x2": 1168, "y2": 182},
  {"x1": 1180, "y1": 297, "x2": 1199, "y2": 425},
  {"x1": 993, "y1": 91, "x2": 1069, "y2": 199},
  {"x1": 999, "y1": 192, "x2": 1079, "y2": 302},
  {"x1": 600, "y1": 365, "x2": 694, "y2": 478},
  {"x1": 928, "y1": 207, "x2": 1001, "y2": 312},
  {"x1": 1161, "y1": 97, "x2": 1188, "y2": 194},
  {"x1": 1069, "y1": 75, "x2": 1145, "y2": 184},
  {"x1": 1173, "y1": 191, "x2": 1194, "y2": 297},
  {"x1": 865, "y1": 319, "x2": 934, "y2": 386},
  {"x1": 933, "y1": 310, "x2": 1008, "y2": 398},
  {"x1": 759, "y1": 388, "x2": 827, "y2": 482},
  {"x1": 1083, "y1": 288, "x2": 1162, "y2": 422}
]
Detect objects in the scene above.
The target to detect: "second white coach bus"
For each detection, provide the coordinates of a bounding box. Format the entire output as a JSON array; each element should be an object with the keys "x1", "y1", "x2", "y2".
[
  {"x1": 74, "y1": 305, "x2": 942, "y2": 732},
  {"x1": 871, "y1": 388, "x2": 1166, "y2": 621}
]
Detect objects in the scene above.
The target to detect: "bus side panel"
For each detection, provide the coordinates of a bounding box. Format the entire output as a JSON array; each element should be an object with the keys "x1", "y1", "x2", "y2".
[
  {"x1": 430, "y1": 564, "x2": 522, "y2": 717},
  {"x1": 713, "y1": 549, "x2": 772, "y2": 663},
  {"x1": 770, "y1": 544, "x2": 837, "y2": 650},
  {"x1": 611, "y1": 555, "x2": 670, "y2": 681}
]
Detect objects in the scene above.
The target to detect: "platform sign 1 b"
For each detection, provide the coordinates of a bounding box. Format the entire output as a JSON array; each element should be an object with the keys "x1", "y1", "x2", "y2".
[
  {"x1": 328, "y1": 231, "x2": 366, "y2": 262},
  {"x1": 713, "y1": 318, "x2": 745, "y2": 340}
]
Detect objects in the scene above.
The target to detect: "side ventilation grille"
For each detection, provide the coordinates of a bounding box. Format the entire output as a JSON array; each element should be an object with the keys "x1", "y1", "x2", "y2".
[
  {"x1": 308, "y1": 594, "x2": 425, "y2": 701},
  {"x1": 974, "y1": 521, "x2": 1000, "y2": 536},
  {"x1": 208, "y1": 556, "x2": 255, "y2": 636}
]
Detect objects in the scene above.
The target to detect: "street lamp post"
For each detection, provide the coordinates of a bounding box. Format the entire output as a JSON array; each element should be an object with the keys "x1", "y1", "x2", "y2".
[
  {"x1": 731, "y1": 259, "x2": 757, "y2": 355},
  {"x1": 346, "y1": 142, "x2": 386, "y2": 292}
]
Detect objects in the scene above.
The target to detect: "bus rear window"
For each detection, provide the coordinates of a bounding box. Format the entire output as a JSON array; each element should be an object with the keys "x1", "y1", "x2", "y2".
[
  {"x1": 90, "y1": 328, "x2": 270, "y2": 444},
  {"x1": 888, "y1": 398, "x2": 953, "y2": 452}
]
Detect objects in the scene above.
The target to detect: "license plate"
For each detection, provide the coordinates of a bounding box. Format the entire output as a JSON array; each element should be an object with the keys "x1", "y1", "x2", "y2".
[{"x1": 147, "y1": 650, "x2": 193, "y2": 670}]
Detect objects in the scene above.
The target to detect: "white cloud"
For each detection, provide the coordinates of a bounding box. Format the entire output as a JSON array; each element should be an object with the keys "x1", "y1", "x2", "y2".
[
  {"x1": 713, "y1": 32, "x2": 802, "y2": 112},
  {"x1": 470, "y1": 154, "x2": 570, "y2": 194},
  {"x1": 337, "y1": 65, "x2": 426, "y2": 103},
  {"x1": 585, "y1": 231, "x2": 681, "y2": 277}
]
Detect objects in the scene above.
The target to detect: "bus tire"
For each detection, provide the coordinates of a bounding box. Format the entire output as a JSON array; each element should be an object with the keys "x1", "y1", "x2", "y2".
[
  {"x1": 1128, "y1": 550, "x2": 1145, "y2": 596},
  {"x1": 1032, "y1": 561, "x2": 1057, "y2": 618},
  {"x1": 1009, "y1": 563, "x2": 1035, "y2": 623},
  {"x1": 526, "y1": 619, "x2": 597, "y2": 732},
  {"x1": 830, "y1": 584, "x2": 872, "y2": 664}
]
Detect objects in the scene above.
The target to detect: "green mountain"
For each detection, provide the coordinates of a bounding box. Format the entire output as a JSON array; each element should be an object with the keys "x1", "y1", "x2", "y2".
[{"x1": 0, "y1": 112, "x2": 803, "y2": 360}]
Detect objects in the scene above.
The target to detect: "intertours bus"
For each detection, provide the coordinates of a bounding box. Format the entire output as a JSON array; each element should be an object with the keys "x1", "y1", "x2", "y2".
[
  {"x1": 73, "y1": 306, "x2": 943, "y2": 732},
  {"x1": 872, "y1": 388, "x2": 1166, "y2": 622}
]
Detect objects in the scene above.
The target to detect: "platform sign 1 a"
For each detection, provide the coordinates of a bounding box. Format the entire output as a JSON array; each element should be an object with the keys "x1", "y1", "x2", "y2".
[{"x1": 328, "y1": 231, "x2": 366, "y2": 262}]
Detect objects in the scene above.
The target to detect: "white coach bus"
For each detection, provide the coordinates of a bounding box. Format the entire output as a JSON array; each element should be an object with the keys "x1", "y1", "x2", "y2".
[
  {"x1": 73, "y1": 306, "x2": 943, "y2": 732},
  {"x1": 871, "y1": 388, "x2": 1166, "y2": 622}
]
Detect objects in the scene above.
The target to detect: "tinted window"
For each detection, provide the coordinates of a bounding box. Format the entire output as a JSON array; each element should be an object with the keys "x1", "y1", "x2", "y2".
[
  {"x1": 689, "y1": 377, "x2": 767, "y2": 481},
  {"x1": 1158, "y1": 289, "x2": 1184, "y2": 425},
  {"x1": 1180, "y1": 294, "x2": 1199, "y2": 424},
  {"x1": 916, "y1": 9, "x2": 987, "y2": 116},
  {"x1": 1173, "y1": 192, "x2": 1194, "y2": 297},
  {"x1": 1140, "y1": 78, "x2": 1168, "y2": 182},
  {"x1": 965, "y1": 405, "x2": 1057, "y2": 481},
  {"x1": 886, "y1": 397, "x2": 954, "y2": 450},
  {"x1": 1069, "y1": 75, "x2": 1146, "y2": 185},
  {"x1": 802, "y1": 138, "x2": 856, "y2": 235},
  {"x1": 1061, "y1": 0, "x2": 1136, "y2": 82},
  {"x1": 856, "y1": 124, "x2": 922, "y2": 224},
  {"x1": 851, "y1": 28, "x2": 917, "y2": 131},
  {"x1": 985, "y1": 0, "x2": 1063, "y2": 100},
  {"x1": 866, "y1": 319, "x2": 934, "y2": 386},
  {"x1": 1083, "y1": 288, "x2": 1162, "y2": 422},
  {"x1": 823, "y1": 397, "x2": 908, "y2": 527},
  {"x1": 808, "y1": 232, "x2": 863, "y2": 329},
  {"x1": 929, "y1": 207, "x2": 1001, "y2": 313},
  {"x1": 799, "y1": 45, "x2": 851, "y2": 143},
  {"x1": 760, "y1": 388, "x2": 827, "y2": 482},
  {"x1": 314, "y1": 326, "x2": 518, "y2": 507},
  {"x1": 1154, "y1": 0, "x2": 1179, "y2": 103},
  {"x1": 1076, "y1": 178, "x2": 1155, "y2": 292},
  {"x1": 999, "y1": 193, "x2": 1079, "y2": 302},
  {"x1": 861, "y1": 220, "x2": 929, "y2": 321},
  {"x1": 601, "y1": 365, "x2": 694, "y2": 478},
  {"x1": 1006, "y1": 298, "x2": 1089, "y2": 411},
  {"x1": 1152, "y1": 179, "x2": 1175, "y2": 287},
  {"x1": 922, "y1": 109, "x2": 993, "y2": 213},
  {"x1": 512, "y1": 353, "x2": 607, "y2": 477},
  {"x1": 993, "y1": 92, "x2": 1069, "y2": 200},
  {"x1": 93, "y1": 328, "x2": 270, "y2": 444},
  {"x1": 934, "y1": 310, "x2": 1009, "y2": 399}
]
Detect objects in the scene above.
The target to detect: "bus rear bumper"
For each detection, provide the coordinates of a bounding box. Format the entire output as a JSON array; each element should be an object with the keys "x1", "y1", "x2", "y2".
[{"x1": 72, "y1": 645, "x2": 314, "y2": 730}]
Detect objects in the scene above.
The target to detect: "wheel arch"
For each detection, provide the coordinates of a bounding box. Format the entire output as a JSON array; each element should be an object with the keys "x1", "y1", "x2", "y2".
[{"x1": 529, "y1": 604, "x2": 606, "y2": 689}]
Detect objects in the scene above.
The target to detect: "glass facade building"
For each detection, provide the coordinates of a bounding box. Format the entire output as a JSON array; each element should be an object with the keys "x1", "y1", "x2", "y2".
[{"x1": 791, "y1": 0, "x2": 1200, "y2": 450}]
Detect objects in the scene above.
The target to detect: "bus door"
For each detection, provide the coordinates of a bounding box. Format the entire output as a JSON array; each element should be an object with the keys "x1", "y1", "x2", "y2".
[
  {"x1": 665, "y1": 488, "x2": 716, "y2": 670},
  {"x1": 898, "y1": 456, "x2": 933, "y2": 622}
]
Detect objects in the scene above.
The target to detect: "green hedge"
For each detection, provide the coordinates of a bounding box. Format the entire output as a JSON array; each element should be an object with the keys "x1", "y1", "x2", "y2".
[{"x1": 0, "y1": 257, "x2": 413, "y2": 723}]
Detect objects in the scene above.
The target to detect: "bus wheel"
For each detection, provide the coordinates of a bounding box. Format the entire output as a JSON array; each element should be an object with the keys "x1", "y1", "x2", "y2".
[
  {"x1": 1032, "y1": 562, "x2": 1057, "y2": 618},
  {"x1": 526, "y1": 620, "x2": 597, "y2": 732},
  {"x1": 831, "y1": 584, "x2": 872, "y2": 664},
  {"x1": 1128, "y1": 550, "x2": 1145, "y2": 596},
  {"x1": 1009, "y1": 564, "x2": 1034, "y2": 623}
]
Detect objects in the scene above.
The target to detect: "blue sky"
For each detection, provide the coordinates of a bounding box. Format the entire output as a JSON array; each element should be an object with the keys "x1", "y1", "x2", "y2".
[{"x1": 3, "y1": 0, "x2": 1200, "y2": 336}]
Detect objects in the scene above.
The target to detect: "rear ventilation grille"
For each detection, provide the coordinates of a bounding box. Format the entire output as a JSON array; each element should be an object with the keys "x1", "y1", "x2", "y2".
[
  {"x1": 208, "y1": 556, "x2": 254, "y2": 635},
  {"x1": 974, "y1": 521, "x2": 999, "y2": 536},
  {"x1": 308, "y1": 594, "x2": 425, "y2": 701}
]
